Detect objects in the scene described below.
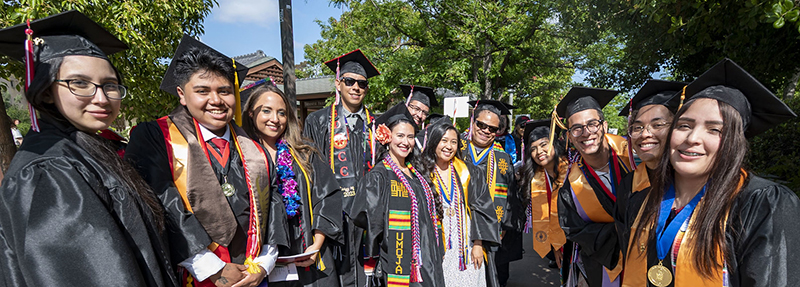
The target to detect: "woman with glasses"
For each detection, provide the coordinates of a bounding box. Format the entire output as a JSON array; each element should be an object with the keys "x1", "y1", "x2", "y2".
[
  {"x1": 622, "y1": 59, "x2": 800, "y2": 287},
  {"x1": 0, "y1": 11, "x2": 176, "y2": 286},
  {"x1": 418, "y1": 116, "x2": 500, "y2": 287},
  {"x1": 349, "y1": 103, "x2": 446, "y2": 287},
  {"x1": 518, "y1": 120, "x2": 570, "y2": 280},
  {"x1": 612, "y1": 79, "x2": 685, "y2": 271},
  {"x1": 240, "y1": 82, "x2": 343, "y2": 287}
]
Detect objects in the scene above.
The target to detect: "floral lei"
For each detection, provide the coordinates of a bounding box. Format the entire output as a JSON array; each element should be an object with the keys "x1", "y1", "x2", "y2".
[{"x1": 276, "y1": 139, "x2": 302, "y2": 218}]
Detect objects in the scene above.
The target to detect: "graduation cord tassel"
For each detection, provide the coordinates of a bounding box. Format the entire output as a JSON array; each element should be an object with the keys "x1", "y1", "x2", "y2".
[
  {"x1": 626, "y1": 99, "x2": 636, "y2": 170},
  {"x1": 371, "y1": 122, "x2": 376, "y2": 166},
  {"x1": 679, "y1": 85, "x2": 687, "y2": 110},
  {"x1": 24, "y1": 19, "x2": 39, "y2": 132},
  {"x1": 335, "y1": 59, "x2": 341, "y2": 106},
  {"x1": 232, "y1": 59, "x2": 243, "y2": 126},
  {"x1": 467, "y1": 100, "x2": 480, "y2": 141},
  {"x1": 551, "y1": 108, "x2": 568, "y2": 154},
  {"x1": 405, "y1": 85, "x2": 414, "y2": 105}
]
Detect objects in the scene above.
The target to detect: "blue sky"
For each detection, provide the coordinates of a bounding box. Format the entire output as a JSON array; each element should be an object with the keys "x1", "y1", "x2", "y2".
[{"x1": 200, "y1": 0, "x2": 344, "y2": 63}]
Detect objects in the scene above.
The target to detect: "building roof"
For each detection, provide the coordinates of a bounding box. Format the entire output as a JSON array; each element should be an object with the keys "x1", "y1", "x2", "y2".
[{"x1": 233, "y1": 50, "x2": 277, "y2": 67}]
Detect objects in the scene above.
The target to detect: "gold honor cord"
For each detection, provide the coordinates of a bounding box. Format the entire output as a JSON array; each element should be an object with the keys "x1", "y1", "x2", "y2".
[{"x1": 232, "y1": 59, "x2": 243, "y2": 126}]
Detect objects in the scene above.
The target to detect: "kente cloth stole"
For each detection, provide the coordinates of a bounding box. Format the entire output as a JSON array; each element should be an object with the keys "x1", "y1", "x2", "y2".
[
  {"x1": 384, "y1": 163, "x2": 414, "y2": 286},
  {"x1": 566, "y1": 134, "x2": 631, "y2": 281},
  {"x1": 530, "y1": 158, "x2": 569, "y2": 258},
  {"x1": 468, "y1": 141, "x2": 507, "y2": 222},
  {"x1": 157, "y1": 110, "x2": 269, "y2": 275},
  {"x1": 623, "y1": 169, "x2": 746, "y2": 287},
  {"x1": 328, "y1": 104, "x2": 373, "y2": 196}
]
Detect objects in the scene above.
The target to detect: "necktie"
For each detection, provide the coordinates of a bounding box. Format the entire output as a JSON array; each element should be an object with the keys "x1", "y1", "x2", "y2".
[{"x1": 208, "y1": 138, "x2": 230, "y2": 168}]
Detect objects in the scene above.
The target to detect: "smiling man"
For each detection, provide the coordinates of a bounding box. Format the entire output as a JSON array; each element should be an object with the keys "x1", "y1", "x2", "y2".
[
  {"x1": 125, "y1": 35, "x2": 288, "y2": 287},
  {"x1": 460, "y1": 100, "x2": 523, "y2": 287},
  {"x1": 554, "y1": 87, "x2": 630, "y2": 287},
  {"x1": 303, "y1": 49, "x2": 380, "y2": 287}
]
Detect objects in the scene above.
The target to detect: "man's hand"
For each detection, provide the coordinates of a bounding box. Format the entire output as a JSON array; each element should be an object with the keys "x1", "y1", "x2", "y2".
[
  {"x1": 471, "y1": 241, "x2": 485, "y2": 270},
  {"x1": 231, "y1": 266, "x2": 267, "y2": 287},
  {"x1": 208, "y1": 263, "x2": 247, "y2": 287}
]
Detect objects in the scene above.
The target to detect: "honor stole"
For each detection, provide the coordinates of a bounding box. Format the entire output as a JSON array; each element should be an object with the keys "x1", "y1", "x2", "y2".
[
  {"x1": 467, "y1": 140, "x2": 508, "y2": 222},
  {"x1": 623, "y1": 168, "x2": 746, "y2": 287},
  {"x1": 567, "y1": 134, "x2": 631, "y2": 282},
  {"x1": 157, "y1": 113, "x2": 270, "y2": 285},
  {"x1": 530, "y1": 158, "x2": 569, "y2": 258}
]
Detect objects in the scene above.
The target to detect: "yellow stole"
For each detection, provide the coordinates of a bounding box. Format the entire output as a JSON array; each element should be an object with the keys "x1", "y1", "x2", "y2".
[
  {"x1": 567, "y1": 134, "x2": 630, "y2": 280},
  {"x1": 530, "y1": 157, "x2": 569, "y2": 258},
  {"x1": 624, "y1": 168, "x2": 747, "y2": 287}
]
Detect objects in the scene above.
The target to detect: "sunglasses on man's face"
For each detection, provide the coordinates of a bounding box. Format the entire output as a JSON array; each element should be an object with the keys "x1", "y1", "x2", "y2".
[
  {"x1": 341, "y1": 77, "x2": 368, "y2": 89},
  {"x1": 475, "y1": 120, "x2": 499, "y2": 134}
]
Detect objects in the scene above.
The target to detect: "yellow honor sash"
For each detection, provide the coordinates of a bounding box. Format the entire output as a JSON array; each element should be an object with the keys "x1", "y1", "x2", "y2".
[{"x1": 531, "y1": 158, "x2": 569, "y2": 258}]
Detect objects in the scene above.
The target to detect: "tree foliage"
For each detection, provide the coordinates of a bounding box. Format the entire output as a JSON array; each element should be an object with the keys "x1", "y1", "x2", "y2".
[
  {"x1": 304, "y1": 0, "x2": 577, "y2": 118},
  {"x1": 0, "y1": 0, "x2": 217, "y2": 124}
]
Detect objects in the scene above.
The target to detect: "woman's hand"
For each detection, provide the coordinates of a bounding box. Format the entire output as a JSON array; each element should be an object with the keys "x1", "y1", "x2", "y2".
[
  {"x1": 471, "y1": 240, "x2": 484, "y2": 270},
  {"x1": 295, "y1": 231, "x2": 326, "y2": 268},
  {"x1": 231, "y1": 266, "x2": 267, "y2": 287},
  {"x1": 553, "y1": 248, "x2": 563, "y2": 269}
]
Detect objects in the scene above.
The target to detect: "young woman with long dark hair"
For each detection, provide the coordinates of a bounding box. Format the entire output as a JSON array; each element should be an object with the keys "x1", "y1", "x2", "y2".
[
  {"x1": 418, "y1": 116, "x2": 500, "y2": 287},
  {"x1": 518, "y1": 120, "x2": 569, "y2": 275},
  {"x1": 622, "y1": 59, "x2": 800, "y2": 287},
  {"x1": 240, "y1": 83, "x2": 343, "y2": 287},
  {"x1": 349, "y1": 103, "x2": 445, "y2": 287},
  {"x1": 0, "y1": 11, "x2": 176, "y2": 286}
]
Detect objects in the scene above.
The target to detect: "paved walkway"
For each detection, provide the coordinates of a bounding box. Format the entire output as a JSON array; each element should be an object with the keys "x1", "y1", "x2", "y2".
[{"x1": 505, "y1": 233, "x2": 561, "y2": 286}]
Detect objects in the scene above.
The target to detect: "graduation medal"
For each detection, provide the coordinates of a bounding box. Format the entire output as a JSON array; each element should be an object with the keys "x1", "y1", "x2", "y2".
[
  {"x1": 222, "y1": 176, "x2": 235, "y2": 197},
  {"x1": 647, "y1": 261, "x2": 672, "y2": 287}
]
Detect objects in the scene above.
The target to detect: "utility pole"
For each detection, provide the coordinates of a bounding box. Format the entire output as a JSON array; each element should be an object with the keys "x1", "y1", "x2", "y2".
[{"x1": 279, "y1": 0, "x2": 297, "y2": 108}]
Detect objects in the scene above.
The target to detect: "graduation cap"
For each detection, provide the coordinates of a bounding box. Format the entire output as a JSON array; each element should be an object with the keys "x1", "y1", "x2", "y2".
[
  {"x1": 468, "y1": 99, "x2": 514, "y2": 116},
  {"x1": 401, "y1": 85, "x2": 438, "y2": 107},
  {"x1": 523, "y1": 119, "x2": 552, "y2": 145},
  {"x1": 0, "y1": 10, "x2": 128, "y2": 63},
  {"x1": 159, "y1": 34, "x2": 249, "y2": 97},
  {"x1": 324, "y1": 49, "x2": 380, "y2": 79},
  {"x1": 619, "y1": 79, "x2": 686, "y2": 117},
  {"x1": 427, "y1": 113, "x2": 446, "y2": 122},
  {"x1": 684, "y1": 58, "x2": 797, "y2": 138},
  {"x1": 375, "y1": 103, "x2": 418, "y2": 131},
  {"x1": 555, "y1": 87, "x2": 621, "y2": 119}
]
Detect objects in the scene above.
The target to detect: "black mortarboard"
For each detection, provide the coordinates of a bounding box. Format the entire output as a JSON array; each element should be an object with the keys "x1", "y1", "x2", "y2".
[
  {"x1": 684, "y1": 58, "x2": 797, "y2": 138},
  {"x1": 160, "y1": 34, "x2": 250, "y2": 97},
  {"x1": 555, "y1": 87, "x2": 620, "y2": 119},
  {"x1": 376, "y1": 103, "x2": 418, "y2": 131},
  {"x1": 324, "y1": 49, "x2": 380, "y2": 79},
  {"x1": 427, "y1": 113, "x2": 445, "y2": 122},
  {"x1": 0, "y1": 10, "x2": 128, "y2": 63},
  {"x1": 427, "y1": 114, "x2": 452, "y2": 128},
  {"x1": 523, "y1": 119, "x2": 552, "y2": 145},
  {"x1": 469, "y1": 99, "x2": 513, "y2": 116},
  {"x1": 401, "y1": 85, "x2": 438, "y2": 107},
  {"x1": 619, "y1": 79, "x2": 686, "y2": 117}
]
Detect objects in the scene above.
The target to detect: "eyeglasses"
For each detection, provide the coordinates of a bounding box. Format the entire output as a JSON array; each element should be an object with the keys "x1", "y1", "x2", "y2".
[
  {"x1": 55, "y1": 79, "x2": 127, "y2": 100},
  {"x1": 629, "y1": 120, "x2": 670, "y2": 137},
  {"x1": 341, "y1": 77, "x2": 368, "y2": 89},
  {"x1": 569, "y1": 119, "x2": 603, "y2": 137},
  {"x1": 407, "y1": 103, "x2": 429, "y2": 118},
  {"x1": 475, "y1": 120, "x2": 500, "y2": 134}
]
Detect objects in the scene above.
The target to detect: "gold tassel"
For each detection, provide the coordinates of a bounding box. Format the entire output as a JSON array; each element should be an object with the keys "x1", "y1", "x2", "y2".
[
  {"x1": 233, "y1": 59, "x2": 243, "y2": 126},
  {"x1": 243, "y1": 257, "x2": 262, "y2": 274},
  {"x1": 678, "y1": 85, "x2": 687, "y2": 111},
  {"x1": 551, "y1": 108, "x2": 568, "y2": 151}
]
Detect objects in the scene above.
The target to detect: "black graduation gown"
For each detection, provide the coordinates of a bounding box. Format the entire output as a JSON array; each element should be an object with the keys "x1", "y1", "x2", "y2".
[
  {"x1": 303, "y1": 105, "x2": 372, "y2": 287},
  {"x1": 0, "y1": 118, "x2": 178, "y2": 287},
  {"x1": 558, "y1": 154, "x2": 627, "y2": 287},
  {"x1": 271, "y1": 149, "x2": 344, "y2": 287},
  {"x1": 459, "y1": 162, "x2": 503, "y2": 249},
  {"x1": 349, "y1": 161, "x2": 446, "y2": 287},
  {"x1": 614, "y1": 166, "x2": 652, "y2": 264},
  {"x1": 125, "y1": 121, "x2": 288, "y2": 268},
  {"x1": 617, "y1": 174, "x2": 800, "y2": 287}
]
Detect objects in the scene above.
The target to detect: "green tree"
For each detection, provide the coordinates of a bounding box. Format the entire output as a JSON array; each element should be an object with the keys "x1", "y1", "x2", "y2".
[
  {"x1": 304, "y1": 0, "x2": 576, "y2": 117},
  {"x1": 0, "y1": 0, "x2": 216, "y2": 172}
]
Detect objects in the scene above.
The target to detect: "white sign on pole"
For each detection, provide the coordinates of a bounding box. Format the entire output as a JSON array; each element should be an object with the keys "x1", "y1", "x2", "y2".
[{"x1": 444, "y1": 96, "x2": 470, "y2": 118}]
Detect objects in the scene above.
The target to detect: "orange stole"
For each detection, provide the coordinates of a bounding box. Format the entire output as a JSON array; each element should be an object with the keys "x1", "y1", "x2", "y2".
[
  {"x1": 624, "y1": 169, "x2": 747, "y2": 287},
  {"x1": 530, "y1": 158, "x2": 568, "y2": 258}
]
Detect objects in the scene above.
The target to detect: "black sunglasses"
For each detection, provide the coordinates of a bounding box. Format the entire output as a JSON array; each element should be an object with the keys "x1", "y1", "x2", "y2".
[
  {"x1": 475, "y1": 120, "x2": 499, "y2": 134},
  {"x1": 341, "y1": 77, "x2": 368, "y2": 89}
]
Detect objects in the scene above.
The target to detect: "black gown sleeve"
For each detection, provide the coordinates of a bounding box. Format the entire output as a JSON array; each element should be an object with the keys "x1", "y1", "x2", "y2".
[
  {"x1": 309, "y1": 151, "x2": 344, "y2": 244},
  {"x1": 348, "y1": 168, "x2": 388, "y2": 258},
  {"x1": 729, "y1": 178, "x2": 800, "y2": 287},
  {"x1": 557, "y1": 180, "x2": 620, "y2": 270},
  {"x1": 505, "y1": 161, "x2": 525, "y2": 233},
  {"x1": 467, "y1": 164, "x2": 501, "y2": 245},
  {"x1": 614, "y1": 172, "x2": 634, "y2": 262},
  {"x1": 125, "y1": 122, "x2": 213, "y2": 263},
  {"x1": 0, "y1": 159, "x2": 149, "y2": 286}
]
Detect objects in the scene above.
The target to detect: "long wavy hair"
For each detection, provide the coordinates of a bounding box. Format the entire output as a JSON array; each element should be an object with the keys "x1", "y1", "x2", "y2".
[
  {"x1": 418, "y1": 121, "x2": 463, "y2": 219},
  {"x1": 26, "y1": 56, "x2": 164, "y2": 230},
  {"x1": 633, "y1": 98, "x2": 750, "y2": 278},
  {"x1": 241, "y1": 84, "x2": 316, "y2": 176},
  {"x1": 520, "y1": 133, "x2": 566, "y2": 203}
]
